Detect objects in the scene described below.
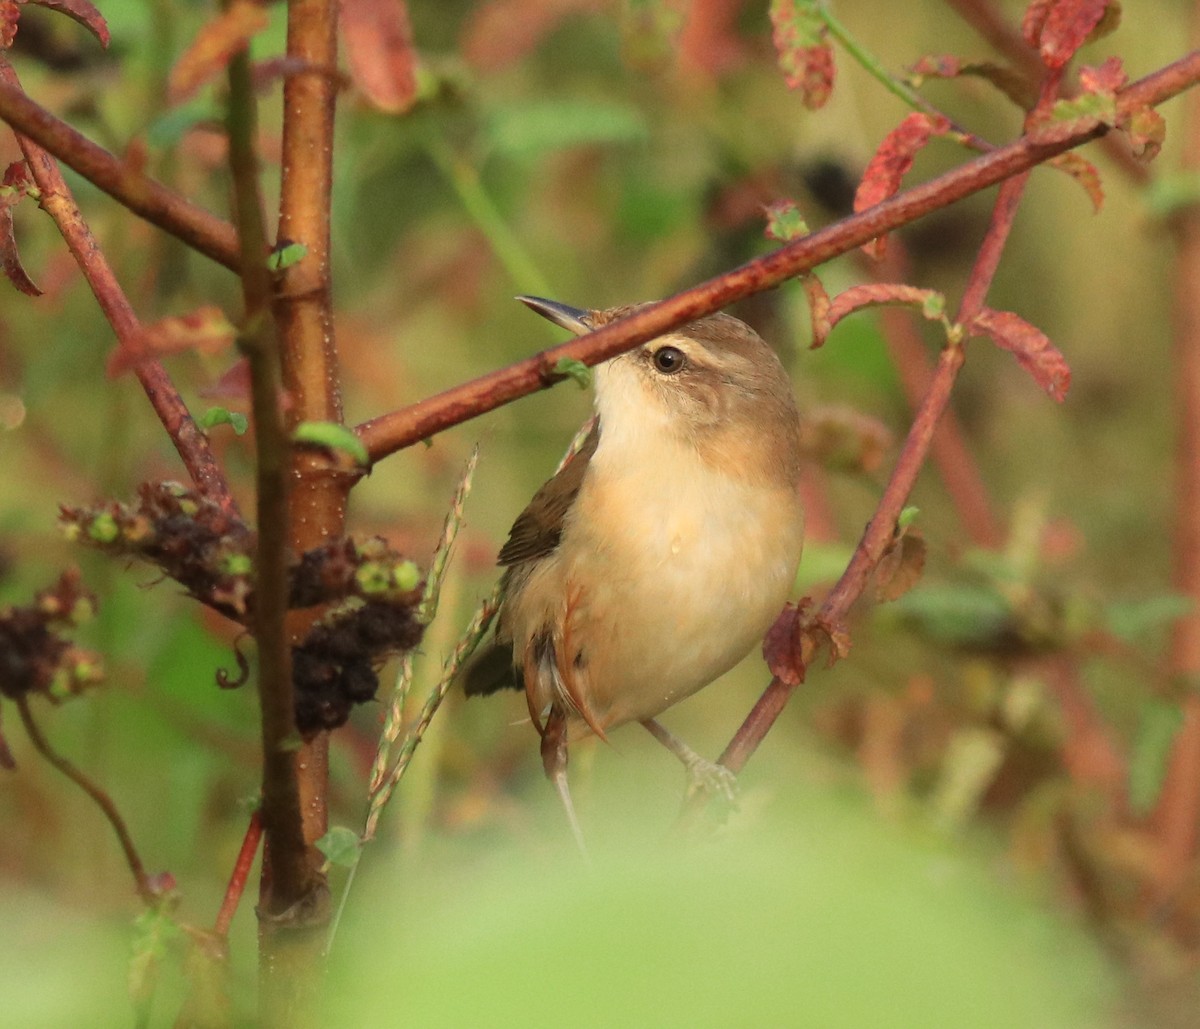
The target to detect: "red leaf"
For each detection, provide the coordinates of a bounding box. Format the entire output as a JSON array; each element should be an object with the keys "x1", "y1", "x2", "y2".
[
  {"x1": 167, "y1": 0, "x2": 269, "y2": 103},
  {"x1": 854, "y1": 112, "x2": 951, "y2": 258},
  {"x1": 1048, "y1": 152, "x2": 1104, "y2": 212},
  {"x1": 341, "y1": 0, "x2": 418, "y2": 115},
  {"x1": 825, "y1": 283, "x2": 948, "y2": 337},
  {"x1": 969, "y1": 307, "x2": 1071, "y2": 401},
  {"x1": 0, "y1": 196, "x2": 41, "y2": 297},
  {"x1": 27, "y1": 0, "x2": 109, "y2": 49},
  {"x1": 108, "y1": 306, "x2": 237, "y2": 378},
  {"x1": 1020, "y1": 0, "x2": 1054, "y2": 51},
  {"x1": 769, "y1": 0, "x2": 834, "y2": 110},
  {"x1": 1025, "y1": 0, "x2": 1111, "y2": 70},
  {"x1": 1079, "y1": 55, "x2": 1126, "y2": 94}
]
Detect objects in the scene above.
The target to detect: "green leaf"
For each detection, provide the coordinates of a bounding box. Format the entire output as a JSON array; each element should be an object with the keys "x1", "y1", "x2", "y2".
[
  {"x1": 553, "y1": 357, "x2": 592, "y2": 390},
  {"x1": 316, "y1": 826, "x2": 362, "y2": 869},
  {"x1": 897, "y1": 506, "x2": 920, "y2": 529},
  {"x1": 267, "y1": 242, "x2": 308, "y2": 272},
  {"x1": 1129, "y1": 700, "x2": 1185, "y2": 815},
  {"x1": 484, "y1": 100, "x2": 649, "y2": 160},
  {"x1": 1106, "y1": 594, "x2": 1194, "y2": 643},
  {"x1": 199, "y1": 406, "x2": 248, "y2": 435},
  {"x1": 764, "y1": 200, "x2": 810, "y2": 242},
  {"x1": 293, "y1": 421, "x2": 369, "y2": 467}
]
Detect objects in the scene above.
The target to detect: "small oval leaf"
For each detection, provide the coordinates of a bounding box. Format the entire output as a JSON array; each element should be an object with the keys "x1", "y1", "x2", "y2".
[{"x1": 293, "y1": 421, "x2": 370, "y2": 467}]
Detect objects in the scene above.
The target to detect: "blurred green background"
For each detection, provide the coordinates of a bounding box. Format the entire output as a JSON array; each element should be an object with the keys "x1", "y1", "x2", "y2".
[{"x1": 0, "y1": 0, "x2": 1195, "y2": 1024}]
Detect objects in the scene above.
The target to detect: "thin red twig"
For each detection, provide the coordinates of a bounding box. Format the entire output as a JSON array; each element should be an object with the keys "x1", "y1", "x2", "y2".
[{"x1": 214, "y1": 810, "x2": 263, "y2": 938}]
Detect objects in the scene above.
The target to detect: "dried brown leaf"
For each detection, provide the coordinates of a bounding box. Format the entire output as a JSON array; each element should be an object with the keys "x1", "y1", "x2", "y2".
[
  {"x1": 803, "y1": 273, "x2": 832, "y2": 348},
  {"x1": 167, "y1": 0, "x2": 269, "y2": 104},
  {"x1": 874, "y1": 530, "x2": 927, "y2": 603},
  {"x1": 854, "y1": 112, "x2": 951, "y2": 258},
  {"x1": 341, "y1": 0, "x2": 418, "y2": 114},
  {"x1": 969, "y1": 307, "x2": 1071, "y2": 401},
  {"x1": 763, "y1": 602, "x2": 807, "y2": 686}
]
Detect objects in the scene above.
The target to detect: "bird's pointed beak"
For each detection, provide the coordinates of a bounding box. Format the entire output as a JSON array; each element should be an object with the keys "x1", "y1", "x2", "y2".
[{"x1": 516, "y1": 295, "x2": 593, "y2": 335}]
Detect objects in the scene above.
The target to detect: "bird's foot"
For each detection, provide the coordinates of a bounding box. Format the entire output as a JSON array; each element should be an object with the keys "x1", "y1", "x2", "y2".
[{"x1": 682, "y1": 753, "x2": 738, "y2": 804}]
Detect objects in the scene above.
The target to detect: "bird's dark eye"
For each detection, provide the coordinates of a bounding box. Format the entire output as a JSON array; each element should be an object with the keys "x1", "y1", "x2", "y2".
[{"x1": 652, "y1": 346, "x2": 686, "y2": 374}]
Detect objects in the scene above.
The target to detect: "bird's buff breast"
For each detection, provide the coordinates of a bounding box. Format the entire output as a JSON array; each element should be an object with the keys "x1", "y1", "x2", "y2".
[{"x1": 508, "y1": 432, "x2": 804, "y2": 736}]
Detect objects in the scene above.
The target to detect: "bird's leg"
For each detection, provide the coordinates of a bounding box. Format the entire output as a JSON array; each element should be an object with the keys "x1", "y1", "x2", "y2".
[
  {"x1": 641, "y1": 719, "x2": 738, "y2": 802},
  {"x1": 542, "y1": 705, "x2": 589, "y2": 859}
]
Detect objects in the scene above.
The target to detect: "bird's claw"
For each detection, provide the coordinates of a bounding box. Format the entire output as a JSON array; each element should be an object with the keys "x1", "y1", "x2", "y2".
[{"x1": 683, "y1": 755, "x2": 738, "y2": 803}]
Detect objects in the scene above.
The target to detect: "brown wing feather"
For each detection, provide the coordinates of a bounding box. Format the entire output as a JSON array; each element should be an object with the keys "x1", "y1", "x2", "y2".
[{"x1": 496, "y1": 421, "x2": 600, "y2": 567}]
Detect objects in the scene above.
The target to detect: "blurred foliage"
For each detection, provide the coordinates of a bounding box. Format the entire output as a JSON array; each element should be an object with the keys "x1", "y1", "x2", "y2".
[{"x1": 0, "y1": 0, "x2": 1197, "y2": 1025}]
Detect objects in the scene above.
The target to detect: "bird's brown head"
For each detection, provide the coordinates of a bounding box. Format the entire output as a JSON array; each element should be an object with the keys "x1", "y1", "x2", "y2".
[{"x1": 518, "y1": 295, "x2": 802, "y2": 487}]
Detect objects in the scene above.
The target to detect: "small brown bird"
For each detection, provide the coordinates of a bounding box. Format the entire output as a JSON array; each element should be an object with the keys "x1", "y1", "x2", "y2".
[{"x1": 465, "y1": 297, "x2": 805, "y2": 847}]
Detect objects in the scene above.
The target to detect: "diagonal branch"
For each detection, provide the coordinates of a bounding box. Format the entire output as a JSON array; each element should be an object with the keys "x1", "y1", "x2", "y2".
[
  {"x1": 0, "y1": 78, "x2": 240, "y2": 269},
  {"x1": 356, "y1": 51, "x2": 1200, "y2": 463}
]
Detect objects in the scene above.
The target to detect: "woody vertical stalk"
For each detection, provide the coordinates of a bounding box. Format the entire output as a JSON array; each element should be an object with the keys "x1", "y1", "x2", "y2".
[
  {"x1": 274, "y1": 0, "x2": 346, "y2": 841},
  {"x1": 224, "y1": 26, "x2": 322, "y2": 1025}
]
